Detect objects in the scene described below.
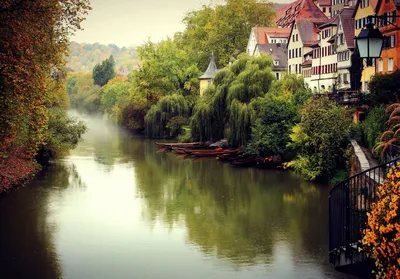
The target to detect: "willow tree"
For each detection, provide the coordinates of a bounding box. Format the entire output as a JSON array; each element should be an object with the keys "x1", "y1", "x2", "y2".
[
  {"x1": 191, "y1": 54, "x2": 274, "y2": 146},
  {"x1": 145, "y1": 94, "x2": 190, "y2": 138}
]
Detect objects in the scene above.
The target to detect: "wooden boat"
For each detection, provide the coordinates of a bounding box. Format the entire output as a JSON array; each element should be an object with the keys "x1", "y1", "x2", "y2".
[
  {"x1": 191, "y1": 149, "x2": 240, "y2": 157},
  {"x1": 217, "y1": 152, "x2": 244, "y2": 161},
  {"x1": 156, "y1": 142, "x2": 203, "y2": 148},
  {"x1": 173, "y1": 149, "x2": 188, "y2": 154},
  {"x1": 231, "y1": 155, "x2": 262, "y2": 166}
]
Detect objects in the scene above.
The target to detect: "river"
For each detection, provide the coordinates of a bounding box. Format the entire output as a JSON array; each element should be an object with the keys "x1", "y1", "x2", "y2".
[{"x1": 0, "y1": 111, "x2": 359, "y2": 279}]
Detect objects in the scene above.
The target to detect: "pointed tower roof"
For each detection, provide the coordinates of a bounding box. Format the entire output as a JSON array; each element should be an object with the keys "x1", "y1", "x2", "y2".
[{"x1": 200, "y1": 53, "x2": 218, "y2": 80}]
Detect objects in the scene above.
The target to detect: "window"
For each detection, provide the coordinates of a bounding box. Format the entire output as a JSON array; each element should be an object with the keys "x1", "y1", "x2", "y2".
[
  {"x1": 274, "y1": 60, "x2": 279, "y2": 66},
  {"x1": 383, "y1": 35, "x2": 396, "y2": 49},
  {"x1": 296, "y1": 34, "x2": 298, "y2": 41},
  {"x1": 339, "y1": 33, "x2": 344, "y2": 45},
  {"x1": 360, "y1": 0, "x2": 369, "y2": 8},
  {"x1": 299, "y1": 48, "x2": 301, "y2": 56},
  {"x1": 276, "y1": 72, "x2": 280, "y2": 80},
  {"x1": 271, "y1": 39, "x2": 276, "y2": 43},
  {"x1": 296, "y1": 48, "x2": 298, "y2": 57},
  {"x1": 378, "y1": 59, "x2": 383, "y2": 72},
  {"x1": 343, "y1": 73, "x2": 348, "y2": 84},
  {"x1": 364, "y1": 81, "x2": 369, "y2": 92},
  {"x1": 388, "y1": 58, "x2": 394, "y2": 72}
]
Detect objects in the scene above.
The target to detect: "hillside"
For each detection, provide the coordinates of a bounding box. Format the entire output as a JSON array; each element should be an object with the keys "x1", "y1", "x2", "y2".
[{"x1": 67, "y1": 42, "x2": 139, "y2": 75}]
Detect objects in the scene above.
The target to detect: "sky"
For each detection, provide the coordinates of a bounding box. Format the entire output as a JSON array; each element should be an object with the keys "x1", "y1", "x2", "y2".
[{"x1": 71, "y1": 0, "x2": 214, "y2": 47}]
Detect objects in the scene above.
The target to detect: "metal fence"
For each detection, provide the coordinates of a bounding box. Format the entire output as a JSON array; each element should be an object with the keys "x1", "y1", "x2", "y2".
[{"x1": 329, "y1": 157, "x2": 399, "y2": 266}]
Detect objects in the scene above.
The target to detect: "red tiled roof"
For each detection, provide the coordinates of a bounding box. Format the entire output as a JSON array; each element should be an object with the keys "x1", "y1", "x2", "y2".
[
  {"x1": 251, "y1": 27, "x2": 291, "y2": 44},
  {"x1": 251, "y1": 27, "x2": 269, "y2": 44},
  {"x1": 275, "y1": 0, "x2": 328, "y2": 28},
  {"x1": 370, "y1": 0, "x2": 379, "y2": 9},
  {"x1": 302, "y1": 60, "x2": 312, "y2": 66}
]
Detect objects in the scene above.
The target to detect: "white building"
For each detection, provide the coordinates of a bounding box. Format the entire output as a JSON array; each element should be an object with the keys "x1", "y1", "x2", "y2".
[
  {"x1": 310, "y1": 18, "x2": 339, "y2": 92},
  {"x1": 335, "y1": 7, "x2": 355, "y2": 90},
  {"x1": 247, "y1": 27, "x2": 290, "y2": 56},
  {"x1": 287, "y1": 19, "x2": 326, "y2": 77}
]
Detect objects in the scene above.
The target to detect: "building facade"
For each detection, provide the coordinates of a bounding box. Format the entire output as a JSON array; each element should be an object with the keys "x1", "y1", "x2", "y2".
[
  {"x1": 375, "y1": 0, "x2": 400, "y2": 74},
  {"x1": 288, "y1": 19, "x2": 327, "y2": 82},
  {"x1": 254, "y1": 44, "x2": 288, "y2": 80},
  {"x1": 335, "y1": 7, "x2": 355, "y2": 90},
  {"x1": 353, "y1": 0, "x2": 379, "y2": 92},
  {"x1": 246, "y1": 27, "x2": 290, "y2": 56},
  {"x1": 310, "y1": 19, "x2": 339, "y2": 92},
  {"x1": 199, "y1": 54, "x2": 218, "y2": 96}
]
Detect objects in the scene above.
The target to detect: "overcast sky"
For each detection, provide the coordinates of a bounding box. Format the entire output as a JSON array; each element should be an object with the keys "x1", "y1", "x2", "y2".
[{"x1": 71, "y1": 0, "x2": 216, "y2": 47}]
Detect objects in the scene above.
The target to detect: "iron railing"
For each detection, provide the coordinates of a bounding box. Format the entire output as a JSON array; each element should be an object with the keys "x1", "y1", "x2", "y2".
[{"x1": 329, "y1": 157, "x2": 399, "y2": 266}]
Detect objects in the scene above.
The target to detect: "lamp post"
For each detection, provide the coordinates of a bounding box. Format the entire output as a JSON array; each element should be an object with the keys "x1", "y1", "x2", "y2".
[
  {"x1": 354, "y1": 15, "x2": 400, "y2": 66},
  {"x1": 354, "y1": 23, "x2": 384, "y2": 66}
]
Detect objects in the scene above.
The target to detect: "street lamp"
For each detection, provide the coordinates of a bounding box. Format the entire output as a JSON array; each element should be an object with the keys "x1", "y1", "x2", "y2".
[{"x1": 355, "y1": 23, "x2": 384, "y2": 66}]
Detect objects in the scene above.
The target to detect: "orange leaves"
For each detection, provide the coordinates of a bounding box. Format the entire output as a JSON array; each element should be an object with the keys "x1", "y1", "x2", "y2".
[
  {"x1": 0, "y1": 0, "x2": 90, "y2": 160},
  {"x1": 362, "y1": 163, "x2": 400, "y2": 278},
  {"x1": 374, "y1": 103, "x2": 400, "y2": 158}
]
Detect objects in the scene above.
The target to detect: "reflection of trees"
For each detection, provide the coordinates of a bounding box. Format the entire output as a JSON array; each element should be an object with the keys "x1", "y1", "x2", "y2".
[
  {"x1": 126, "y1": 141, "x2": 327, "y2": 265},
  {"x1": 0, "y1": 162, "x2": 86, "y2": 279}
]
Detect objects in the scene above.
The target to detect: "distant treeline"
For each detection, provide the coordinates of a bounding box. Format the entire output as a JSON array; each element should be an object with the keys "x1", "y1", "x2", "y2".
[{"x1": 67, "y1": 42, "x2": 139, "y2": 74}]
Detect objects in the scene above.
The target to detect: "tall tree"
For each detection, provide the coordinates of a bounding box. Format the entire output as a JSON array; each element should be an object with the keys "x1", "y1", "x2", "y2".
[
  {"x1": 93, "y1": 55, "x2": 116, "y2": 86},
  {"x1": 0, "y1": 0, "x2": 90, "y2": 159},
  {"x1": 176, "y1": 0, "x2": 274, "y2": 70}
]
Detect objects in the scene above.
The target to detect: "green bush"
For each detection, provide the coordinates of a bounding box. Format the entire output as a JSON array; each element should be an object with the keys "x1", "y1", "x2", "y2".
[
  {"x1": 359, "y1": 106, "x2": 386, "y2": 152},
  {"x1": 289, "y1": 97, "x2": 352, "y2": 181}
]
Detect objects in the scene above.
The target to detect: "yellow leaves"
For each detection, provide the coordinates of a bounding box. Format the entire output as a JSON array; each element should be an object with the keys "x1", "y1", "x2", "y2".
[{"x1": 362, "y1": 163, "x2": 400, "y2": 278}]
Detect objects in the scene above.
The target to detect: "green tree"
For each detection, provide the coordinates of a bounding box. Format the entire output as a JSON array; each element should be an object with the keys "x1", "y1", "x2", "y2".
[
  {"x1": 289, "y1": 97, "x2": 352, "y2": 181},
  {"x1": 190, "y1": 54, "x2": 275, "y2": 146},
  {"x1": 246, "y1": 96, "x2": 298, "y2": 156},
  {"x1": 369, "y1": 70, "x2": 400, "y2": 105},
  {"x1": 177, "y1": 0, "x2": 275, "y2": 70},
  {"x1": 101, "y1": 76, "x2": 133, "y2": 119},
  {"x1": 130, "y1": 39, "x2": 200, "y2": 103},
  {"x1": 92, "y1": 55, "x2": 116, "y2": 87}
]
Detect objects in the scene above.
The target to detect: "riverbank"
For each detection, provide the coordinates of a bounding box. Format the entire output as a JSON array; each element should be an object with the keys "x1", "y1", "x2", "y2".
[{"x1": 0, "y1": 151, "x2": 41, "y2": 194}]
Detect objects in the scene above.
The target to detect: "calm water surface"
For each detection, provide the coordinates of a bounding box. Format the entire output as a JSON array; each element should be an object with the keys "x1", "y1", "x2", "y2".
[{"x1": 0, "y1": 112, "x2": 359, "y2": 279}]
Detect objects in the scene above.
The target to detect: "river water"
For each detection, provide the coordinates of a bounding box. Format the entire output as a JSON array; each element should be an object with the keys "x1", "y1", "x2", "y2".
[{"x1": 0, "y1": 112, "x2": 359, "y2": 279}]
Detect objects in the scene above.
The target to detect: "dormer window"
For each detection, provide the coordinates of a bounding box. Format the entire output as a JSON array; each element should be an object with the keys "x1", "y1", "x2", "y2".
[{"x1": 274, "y1": 60, "x2": 279, "y2": 66}]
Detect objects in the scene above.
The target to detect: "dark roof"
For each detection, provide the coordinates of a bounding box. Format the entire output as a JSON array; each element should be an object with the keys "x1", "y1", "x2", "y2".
[
  {"x1": 295, "y1": 19, "x2": 326, "y2": 46},
  {"x1": 339, "y1": 7, "x2": 355, "y2": 49},
  {"x1": 256, "y1": 43, "x2": 288, "y2": 70},
  {"x1": 200, "y1": 53, "x2": 218, "y2": 79}
]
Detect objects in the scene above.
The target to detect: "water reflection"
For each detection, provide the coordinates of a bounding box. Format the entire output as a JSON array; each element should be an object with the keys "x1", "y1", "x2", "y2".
[
  {"x1": 125, "y1": 142, "x2": 327, "y2": 266},
  {"x1": 0, "y1": 112, "x2": 358, "y2": 279},
  {"x1": 0, "y1": 163, "x2": 77, "y2": 279}
]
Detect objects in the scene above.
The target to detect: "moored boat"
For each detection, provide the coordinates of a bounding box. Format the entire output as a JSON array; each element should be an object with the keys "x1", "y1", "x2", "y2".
[{"x1": 191, "y1": 149, "x2": 240, "y2": 157}]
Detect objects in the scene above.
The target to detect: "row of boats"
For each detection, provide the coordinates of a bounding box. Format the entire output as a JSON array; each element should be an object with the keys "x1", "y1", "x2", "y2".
[{"x1": 155, "y1": 142, "x2": 281, "y2": 167}]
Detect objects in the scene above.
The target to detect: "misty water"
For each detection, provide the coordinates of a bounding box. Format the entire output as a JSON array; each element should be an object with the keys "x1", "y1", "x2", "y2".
[{"x1": 0, "y1": 111, "x2": 359, "y2": 279}]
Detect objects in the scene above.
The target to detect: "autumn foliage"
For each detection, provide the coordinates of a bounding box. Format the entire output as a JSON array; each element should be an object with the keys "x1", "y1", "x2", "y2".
[
  {"x1": 362, "y1": 163, "x2": 400, "y2": 278},
  {"x1": 0, "y1": 0, "x2": 90, "y2": 191}
]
